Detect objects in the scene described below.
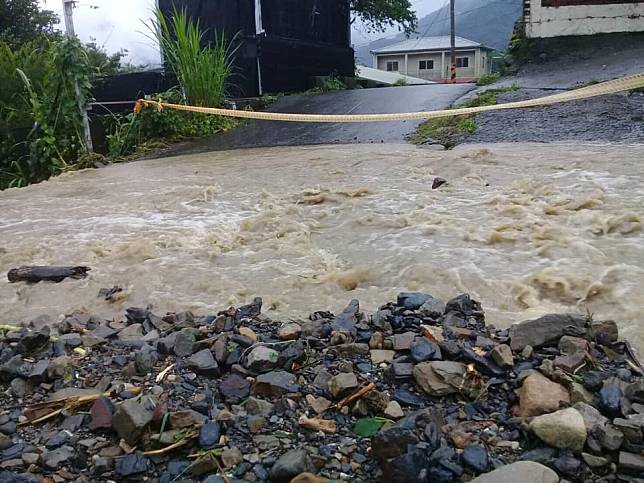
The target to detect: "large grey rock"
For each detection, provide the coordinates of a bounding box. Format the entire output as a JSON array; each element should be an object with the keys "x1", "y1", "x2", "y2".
[
  {"x1": 595, "y1": 423, "x2": 624, "y2": 451},
  {"x1": 187, "y1": 349, "x2": 219, "y2": 376},
  {"x1": 625, "y1": 379, "x2": 644, "y2": 403},
  {"x1": 519, "y1": 372, "x2": 570, "y2": 417},
  {"x1": 470, "y1": 461, "x2": 559, "y2": 483},
  {"x1": 42, "y1": 445, "x2": 76, "y2": 470},
  {"x1": 327, "y1": 372, "x2": 359, "y2": 399},
  {"x1": 573, "y1": 402, "x2": 608, "y2": 431},
  {"x1": 413, "y1": 361, "x2": 467, "y2": 396},
  {"x1": 510, "y1": 314, "x2": 587, "y2": 351},
  {"x1": 618, "y1": 451, "x2": 644, "y2": 475},
  {"x1": 112, "y1": 398, "x2": 154, "y2": 445},
  {"x1": 269, "y1": 449, "x2": 314, "y2": 482},
  {"x1": 245, "y1": 346, "x2": 279, "y2": 373},
  {"x1": 371, "y1": 426, "x2": 419, "y2": 459},
  {"x1": 490, "y1": 344, "x2": 513, "y2": 368},
  {"x1": 530, "y1": 408, "x2": 587, "y2": 451},
  {"x1": 173, "y1": 329, "x2": 196, "y2": 357},
  {"x1": 252, "y1": 370, "x2": 298, "y2": 397},
  {"x1": 397, "y1": 292, "x2": 433, "y2": 310}
]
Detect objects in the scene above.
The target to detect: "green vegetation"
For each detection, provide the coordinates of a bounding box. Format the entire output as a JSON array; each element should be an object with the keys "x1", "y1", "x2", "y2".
[
  {"x1": 307, "y1": 75, "x2": 347, "y2": 94},
  {"x1": 147, "y1": 7, "x2": 236, "y2": 107},
  {"x1": 476, "y1": 72, "x2": 501, "y2": 86},
  {"x1": 392, "y1": 78, "x2": 409, "y2": 87},
  {"x1": 105, "y1": 7, "x2": 239, "y2": 159},
  {"x1": 350, "y1": 0, "x2": 417, "y2": 35},
  {"x1": 0, "y1": 0, "x2": 59, "y2": 44},
  {"x1": 106, "y1": 89, "x2": 238, "y2": 159},
  {"x1": 0, "y1": 37, "x2": 95, "y2": 189},
  {"x1": 410, "y1": 85, "x2": 518, "y2": 148},
  {"x1": 1, "y1": 3, "x2": 238, "y2": 190}
]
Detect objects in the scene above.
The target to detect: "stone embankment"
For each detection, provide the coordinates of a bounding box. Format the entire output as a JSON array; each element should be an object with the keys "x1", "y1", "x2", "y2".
[{"x1": 0, "y1": 292, "x2": 642, "y2": 482}]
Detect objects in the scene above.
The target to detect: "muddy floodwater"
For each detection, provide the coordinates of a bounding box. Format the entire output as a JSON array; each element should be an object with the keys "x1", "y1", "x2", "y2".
[{"x1": 1, "y1": 143, "x2": 643, "y2": 348}]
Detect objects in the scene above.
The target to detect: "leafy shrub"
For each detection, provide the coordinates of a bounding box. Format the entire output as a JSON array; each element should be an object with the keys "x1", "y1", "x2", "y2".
[
  {"x1": 106, "y1": 89, "x2": 238, "y2": 159},
  {"x1": 147, "y1": 7, "x2": 236, "y2": 107},
  {"x1": 0, "y1": 36, "x2": 92, "y2": 189},
  {"x1": 476, "y1": 73, "x2": 501, "y2": 86},
  {"x1": 393, "y1": 78, "x2": 409, "y2": 87}
]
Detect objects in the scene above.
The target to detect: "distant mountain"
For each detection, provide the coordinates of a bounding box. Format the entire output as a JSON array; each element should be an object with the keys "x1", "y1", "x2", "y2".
[{"x1": 355, "y1": 0, "x2": 522, "y2": 65}]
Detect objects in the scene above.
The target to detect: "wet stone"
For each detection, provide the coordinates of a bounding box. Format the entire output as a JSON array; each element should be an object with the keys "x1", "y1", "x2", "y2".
[
  {"x1": 245, "y1": 346, "x2": 279, "y2": 373},
  {"x1": 583, "y1": 371, "x2": 604, "y2": 392},
  {"x1": 371, "y1": 426, "x2": 419, "y2": 459},
  {"x1": 490, "y1": 344, "x2": 513, "y2": 368},
  {"x1": 410, "y1": 338, "x2": 441, "y2": 363},
  {"x1": 625, "y1": 379, "x2": 644, "y2": 403},
  {"x1": 252, "y1": 370, "x2": 298, "y2": 397},
  {"x1": 393, "y1": 388, "x2": 424, "y2": 408},
  {"x1": 112, "y1": 398, "x2": 154, "y2": 445},
  {"x1": 173, "y1": 329, "x2": 196, "y2": 357},
  {"x1": 134, "y1": 349, "x2": 157, "y2": 375},
  {"x1": 269, "y1": 449, "x2": 315, "y2": 482},
  {"x1": 393, "y1": 332, "x2": 415, "y2": 351},
  {"x1": 46, "y1": 430, "x2": 72, "y2": 449},
  {"x1": 462, "y1": 444, "x2": 489, "y2": 473},
  {"x1": 519, "y1": 372, "x2": 570, "y2": 417},
  {"x1": 599, "y1": 384, "x2": 623, "y2": 418},
  {"x1": 42, "y1": 445, "x2": 75, "y2": 470},
  {"x1": 328, "y1": 372, "x2": 359, "y2": 399},
  {"x1": 397, "y1": 292, "x2": 433, "y2": 310},
  {"x1": 187, "y1": 349, "x2": 219, "y2": 376},
  {"x1": 115, "y1": 453, "x2": 148, "y2": 477},
  {"x1": 199, "y1": 421, "x2": 221, "y2": 449}
]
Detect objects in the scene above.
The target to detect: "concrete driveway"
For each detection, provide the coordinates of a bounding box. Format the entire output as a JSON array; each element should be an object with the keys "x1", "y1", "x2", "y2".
[{"x1": 162, "y1": 83, "x2": 473, "y2": 155}]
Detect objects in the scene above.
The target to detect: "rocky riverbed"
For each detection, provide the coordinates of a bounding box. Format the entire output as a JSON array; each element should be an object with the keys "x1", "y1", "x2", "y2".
[{"x1": 0, "y1": 292, "x2": 643, "y2": 482}]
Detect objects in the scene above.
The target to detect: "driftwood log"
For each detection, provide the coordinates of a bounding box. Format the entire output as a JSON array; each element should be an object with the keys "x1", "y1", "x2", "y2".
[{"x1": 7, "y1": 266, "x2": 90, "y2": 283}]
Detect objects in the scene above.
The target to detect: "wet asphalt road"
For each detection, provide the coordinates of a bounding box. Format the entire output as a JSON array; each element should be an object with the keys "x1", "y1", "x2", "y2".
[{"x1": 162, "y1": 83, "x2": 473, "y2": 155}]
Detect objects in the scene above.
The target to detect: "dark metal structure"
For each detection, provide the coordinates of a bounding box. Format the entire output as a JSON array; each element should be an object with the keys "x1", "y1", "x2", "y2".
[{"x1": 157, "y1": 0, "x2": 355, "y2": 97}]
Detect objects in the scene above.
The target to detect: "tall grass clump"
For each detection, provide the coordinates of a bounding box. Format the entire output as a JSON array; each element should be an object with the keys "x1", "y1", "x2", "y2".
[{"x1": 147, "y1": 7, "x2": 236, "y2": 107}]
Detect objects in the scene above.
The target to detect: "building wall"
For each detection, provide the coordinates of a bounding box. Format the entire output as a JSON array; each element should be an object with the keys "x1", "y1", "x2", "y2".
[
  {"x1": 524, "y1": 0, "x2": 644, "y2": 38},
  {"x1": 376, "y1": 55, "x2": 406, "y2": 72},
  {"x1": 375, "y1": 49, "x2": 485, "y2": 80}
]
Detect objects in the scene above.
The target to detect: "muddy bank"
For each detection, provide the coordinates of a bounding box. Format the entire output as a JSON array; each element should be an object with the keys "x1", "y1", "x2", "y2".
[
  {"x1": 0, "y1": 293, "x2": 643, "y2": 482},
  {"x1": 466, "y1": 90, "x2": 644, "y2": 144},
  {"x1": 0, "y1": 143, "x2": 643, "y2": 349}
]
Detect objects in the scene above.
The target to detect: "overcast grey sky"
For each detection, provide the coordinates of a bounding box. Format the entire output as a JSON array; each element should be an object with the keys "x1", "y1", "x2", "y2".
[{"x1": 40, "y1": 0, "x2": 444, "y2": 65}]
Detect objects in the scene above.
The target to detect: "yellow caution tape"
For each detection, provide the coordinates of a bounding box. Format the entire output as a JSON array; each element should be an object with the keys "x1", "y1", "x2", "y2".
[{"x1": 134, "y1": 72, "x2": 644, "y2": 123}]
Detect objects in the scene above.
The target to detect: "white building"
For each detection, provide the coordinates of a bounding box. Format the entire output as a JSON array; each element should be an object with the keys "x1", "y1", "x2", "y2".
[
  {"x1": 524, "y1": 0, "x2": 644, "y2": 38},
  {"x1": 370, "y1": 36, "x2": 493, "y2": 82}
]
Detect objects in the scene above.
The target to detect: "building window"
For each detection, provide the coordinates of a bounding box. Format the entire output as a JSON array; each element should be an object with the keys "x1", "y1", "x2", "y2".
[
  {"x1": 456, "y1": 57, "x2": 470, "y2": 68},
  {"x1": 419, "y1": 60, "x2": 434, "y2": 70},
  {"x1": 386, "y1": 61, "x2": 399, "y2": 72}
]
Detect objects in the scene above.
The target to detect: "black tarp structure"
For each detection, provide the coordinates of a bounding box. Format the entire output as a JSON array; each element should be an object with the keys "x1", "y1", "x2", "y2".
[{"x1": 92, "y1": 0, "x2": 354, "y2": 106}]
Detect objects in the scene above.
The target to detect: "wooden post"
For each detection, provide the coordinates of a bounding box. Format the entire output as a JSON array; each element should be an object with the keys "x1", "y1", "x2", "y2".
[{"x1": 62, "y1": 0, "x2": 93, "y2": 152}]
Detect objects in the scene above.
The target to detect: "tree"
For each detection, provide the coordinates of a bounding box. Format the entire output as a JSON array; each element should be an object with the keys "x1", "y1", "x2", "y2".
[
  {"x1": 0, "y1": 0, "x2": 59, "y2": 43},
  {"x1": 84, "y1": 41, "x2": 128, "y2": 78},
  {"x1": 350, "y1": 0, "x2": 418, "y2": 35}
]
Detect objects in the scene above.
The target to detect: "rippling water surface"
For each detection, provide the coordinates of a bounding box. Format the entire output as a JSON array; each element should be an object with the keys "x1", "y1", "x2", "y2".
[{"x1": 1, "y1": 143, "x2": 642, "y2": 347}]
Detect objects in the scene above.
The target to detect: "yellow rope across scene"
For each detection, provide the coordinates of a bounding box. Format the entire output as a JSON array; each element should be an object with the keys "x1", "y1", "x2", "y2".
[{"x1": 134, "y1": 72, "x2": 644, "y2": 123}]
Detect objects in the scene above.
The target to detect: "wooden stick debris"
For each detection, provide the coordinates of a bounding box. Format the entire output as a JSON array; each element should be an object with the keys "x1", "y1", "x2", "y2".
[{"x1": 334, "y1": 382, "x2": 375, "y2": 409}]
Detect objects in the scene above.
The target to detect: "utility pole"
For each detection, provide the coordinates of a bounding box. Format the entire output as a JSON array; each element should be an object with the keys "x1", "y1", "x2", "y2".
[
  {"x1": 450, "y1": 0, "x2": 456, "y2": 83},
  {"x1": 62, "y1": 0, "x2": 93, "y2": 152}
]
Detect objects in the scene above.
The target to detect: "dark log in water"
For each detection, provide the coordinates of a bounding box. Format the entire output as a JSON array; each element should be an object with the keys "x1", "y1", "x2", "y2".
[{"x1": 7, "y1": 266, "x2": 90, "y2": 283}]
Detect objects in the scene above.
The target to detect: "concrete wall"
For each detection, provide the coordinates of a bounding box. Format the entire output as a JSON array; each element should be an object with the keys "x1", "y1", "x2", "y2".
[
  {"x1": 374, "y1": 49, "x2": 489, "y2": 80},
  {"x1": 525, "y1": 0, "x2": 644, "y2": 38}
]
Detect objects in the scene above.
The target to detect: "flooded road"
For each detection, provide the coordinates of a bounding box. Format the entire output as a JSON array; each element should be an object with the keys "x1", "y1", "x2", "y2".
[{"x1": 1, "y1": 143, "x2": 643, "y2": 348}]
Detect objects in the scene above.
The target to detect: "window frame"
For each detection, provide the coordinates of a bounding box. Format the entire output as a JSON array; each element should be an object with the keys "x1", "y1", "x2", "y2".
[
  {"x1": 386, "y1": 60, "x2": 399, "y2": 72},
  {"x1": 418, "y1": 59, "x2": 434, "y2": 70},
  {"x1": 456, "y1": 57, "x2": 470, "y2": 68}
]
